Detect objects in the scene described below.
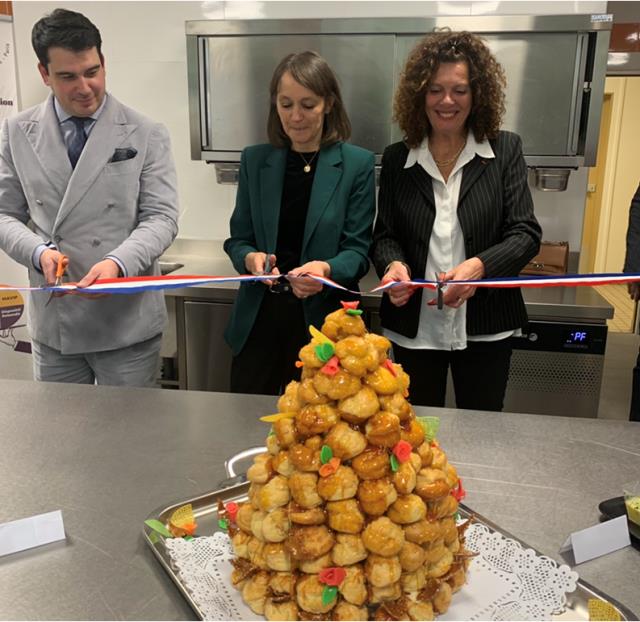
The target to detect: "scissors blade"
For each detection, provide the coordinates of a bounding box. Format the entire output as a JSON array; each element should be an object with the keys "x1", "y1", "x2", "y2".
[
  {"x1": 45, "y1": 255, "x2": 68, "y2": 306},
  {"x1": 435, "y1": 272, "x2": 443, "y2": 310}
]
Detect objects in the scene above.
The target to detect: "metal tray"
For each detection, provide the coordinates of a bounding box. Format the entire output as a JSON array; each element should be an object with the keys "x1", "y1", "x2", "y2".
[{"x1": 143, "y1": 448, "x2": 636, "y2": 621}]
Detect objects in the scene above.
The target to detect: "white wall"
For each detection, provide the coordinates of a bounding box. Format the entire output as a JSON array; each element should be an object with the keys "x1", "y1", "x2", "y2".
[{"x1": 11, "y1": 0, "x2": 606, "y2": 243}]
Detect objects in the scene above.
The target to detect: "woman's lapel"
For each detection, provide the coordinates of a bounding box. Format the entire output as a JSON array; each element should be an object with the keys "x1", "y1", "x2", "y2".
[{"x1": 302, "y1": 142, "x2": 343, "y2": 255}]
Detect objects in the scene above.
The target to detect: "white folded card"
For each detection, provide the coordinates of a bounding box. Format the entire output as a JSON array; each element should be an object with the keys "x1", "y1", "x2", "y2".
[
  {"x1": 560, "y1": 515, "x2": 631, "y2": 564},
  {"x1": 0, "y1": 510, "x2": 66, "y2": 557}
]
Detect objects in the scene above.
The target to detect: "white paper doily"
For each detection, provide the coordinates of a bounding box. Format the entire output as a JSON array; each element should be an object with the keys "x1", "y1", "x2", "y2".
[{"x1": 165, "y1": 522, "x2": 579, "y2": 621}]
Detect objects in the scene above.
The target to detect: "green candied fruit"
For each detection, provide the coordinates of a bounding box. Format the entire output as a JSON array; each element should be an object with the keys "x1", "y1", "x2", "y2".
[
  {"x1": 346, "y1": 308, "x2": 363, "y2": 316},
  {"x1": 320, "y1": 445, "x2": 333, "y2": 464},
  {"x1": 314, "y1": 342, "x2": 335, "y2": 363}
]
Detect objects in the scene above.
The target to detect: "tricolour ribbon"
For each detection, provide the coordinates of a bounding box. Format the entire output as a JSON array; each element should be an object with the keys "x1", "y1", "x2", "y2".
[{"x1": 1, "y1": 271, "x2": 640, "y2": 295}]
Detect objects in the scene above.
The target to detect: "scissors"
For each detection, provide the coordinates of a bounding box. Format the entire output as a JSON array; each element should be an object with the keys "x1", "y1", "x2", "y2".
[
  {"x1": 45, "y1": 255, "x2": 68, "y2": 306},
  {"x1": 435, "y1": 272, "x2": 444, "y2": 310}
]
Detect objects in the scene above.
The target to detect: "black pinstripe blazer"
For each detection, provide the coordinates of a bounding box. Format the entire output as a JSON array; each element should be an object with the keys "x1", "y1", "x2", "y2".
[{"x1": 371, "y1": 130, "x2": 541, "y2": 339}]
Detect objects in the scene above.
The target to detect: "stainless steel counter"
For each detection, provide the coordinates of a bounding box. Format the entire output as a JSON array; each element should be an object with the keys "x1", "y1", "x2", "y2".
[
  {"x1": 160, "y1": 239, "x2": 614, "y2": 322},
  {"x1": 0, "y1": 379, "x2": 637, "y2": 620}
]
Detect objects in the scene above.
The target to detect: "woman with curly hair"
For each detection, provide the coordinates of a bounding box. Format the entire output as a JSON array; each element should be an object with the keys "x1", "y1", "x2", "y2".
[{"x1": 370, "y1": 31, "x2": 541, "y2": 411}]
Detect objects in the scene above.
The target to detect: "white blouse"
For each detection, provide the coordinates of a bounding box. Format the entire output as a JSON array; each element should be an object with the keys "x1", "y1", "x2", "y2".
[{"x1": 384, "y1": 132, "x2": 519, "y2": 351}]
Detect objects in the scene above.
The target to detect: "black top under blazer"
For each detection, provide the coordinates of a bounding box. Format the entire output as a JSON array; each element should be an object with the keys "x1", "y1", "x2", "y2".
[{"x1": 371, "y1": 130, "x2": 542, "y2": 339}]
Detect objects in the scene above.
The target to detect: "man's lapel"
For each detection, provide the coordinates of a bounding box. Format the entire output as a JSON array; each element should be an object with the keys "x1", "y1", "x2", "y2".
[
  {"x1": 302, "y1": 142, "x2": 342, "y2": 256},
  {"x1": 259, "y1": 148, "x2": 286, "y2": 254},
  {"x1": 53, "y1": 95, "x2": 136, "y2": 230},
  {"x1": 18, "y1": 95, "x2": 71, "y2": 199}
]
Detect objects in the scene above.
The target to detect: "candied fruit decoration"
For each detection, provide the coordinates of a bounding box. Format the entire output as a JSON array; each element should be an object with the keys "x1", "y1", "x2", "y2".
[
  {"x1": 451, "y1": 478, "x2": 466, "y2": 502},
  {"x1": 321, "y1": 355, "x2": 340, "y2": 376},
  {"x1": 309, "y1": 325, "x2": 335, "y2": 346},
  {"x1": 383, "y1": 359, "x2": 397, "y2": 377},
  {"x1": 319, "y1": 456, "x2": 341, "y2": 477},
  {"x1": 393, "y1": 440, "x2": 412, "y2": 463},
  {"x1": 315, "y1": 342, "x2": 335, "y2": 362},
  {"x1": 318, "y1": 567, "x2": 347, "y2": 586},
  {"x1": 340, "y1": 301, "x2": 360, "y2": 310},
  {"x1": 226, "y1": 501, "x2": 239, "y2": 521},
  {"x1": 320, "y1": 445, "x2": 333, "y2": 464},
  {"x1": 322, "y1": 585, "x2": 338, "y2": 606}
]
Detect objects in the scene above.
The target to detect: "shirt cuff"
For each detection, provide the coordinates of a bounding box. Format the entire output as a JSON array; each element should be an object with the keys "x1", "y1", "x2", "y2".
[
  {"x1": 105, "y1": 255, "x2": 127, "y2": 277},
  {"x1": 32, "y1": 242, "x2": 57, "y2": 272}
]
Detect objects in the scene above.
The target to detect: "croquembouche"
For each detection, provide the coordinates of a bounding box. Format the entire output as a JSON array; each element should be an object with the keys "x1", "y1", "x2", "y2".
[{"x1": 221, "y1": 301, "x2": 473, "y2": 621}]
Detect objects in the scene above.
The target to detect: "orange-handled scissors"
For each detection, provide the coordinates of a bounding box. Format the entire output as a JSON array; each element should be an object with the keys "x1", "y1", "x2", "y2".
[{"x1": 45, "y1": 254, "x2": 68, "y2": 306}]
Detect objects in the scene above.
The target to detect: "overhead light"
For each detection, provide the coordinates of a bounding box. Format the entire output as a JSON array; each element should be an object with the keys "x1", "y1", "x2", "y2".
[{"x1": 608, "y1": 52, "x2": 630, "y2": 66}]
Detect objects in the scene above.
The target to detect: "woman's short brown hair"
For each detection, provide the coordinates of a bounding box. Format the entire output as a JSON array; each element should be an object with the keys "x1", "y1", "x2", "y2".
[
  {"x1": 267, "y1": 51, "x2": 351, "y2": 148},
  {"x1": 394, "y1": 31, "x2": 506, "y2": 148}
]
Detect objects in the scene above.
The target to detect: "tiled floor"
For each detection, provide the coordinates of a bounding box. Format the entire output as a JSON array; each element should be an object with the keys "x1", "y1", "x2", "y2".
[{"x1": 595, "y1": 284, "x2": 637, "y2": 333}]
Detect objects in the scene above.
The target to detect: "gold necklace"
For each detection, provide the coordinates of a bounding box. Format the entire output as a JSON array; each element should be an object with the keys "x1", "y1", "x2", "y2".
[
  {"x1": 299, "y1": 150, "x2": 319, "y2": 173},
  {"x1": 432, "y1": 141, "x2": 466, "y2": 167}
]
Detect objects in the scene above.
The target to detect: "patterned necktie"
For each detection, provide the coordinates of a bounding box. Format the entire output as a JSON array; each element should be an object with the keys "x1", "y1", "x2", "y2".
[{"x1": 67, "y1": 116, "x2": 88, "y2": 168}]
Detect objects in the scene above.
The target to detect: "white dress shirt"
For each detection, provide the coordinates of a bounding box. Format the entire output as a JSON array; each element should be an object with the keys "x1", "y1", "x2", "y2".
[{"x1": 385, "y1": 132, "x2": 519, "y2": 350}]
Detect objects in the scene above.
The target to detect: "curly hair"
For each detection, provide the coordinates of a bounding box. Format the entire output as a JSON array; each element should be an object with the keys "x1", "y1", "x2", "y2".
[{"x1": 394, "y1": 31, "x2": 506, "y2": 147}]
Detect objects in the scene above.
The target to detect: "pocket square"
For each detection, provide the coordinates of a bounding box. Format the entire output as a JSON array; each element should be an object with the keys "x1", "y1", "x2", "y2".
[{"x1": 108, "y1": 147, "x2": 137, "y2": 163}]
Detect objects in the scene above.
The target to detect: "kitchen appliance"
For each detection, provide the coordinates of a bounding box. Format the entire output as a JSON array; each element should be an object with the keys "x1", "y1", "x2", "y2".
[
  {"x1": 504, "y1": 319, "x2": 607, "y2": 418},
  {"x1": 185, "y1": 14, "x2": 612, "y2": 184}
]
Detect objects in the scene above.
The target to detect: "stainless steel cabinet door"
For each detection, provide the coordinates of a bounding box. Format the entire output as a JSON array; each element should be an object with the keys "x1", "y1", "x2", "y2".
[
  {"x1": 184, "y1": 301, "x2": 233, "y2": 391},
  {"x1": 201, "y1": 34, "x2": 395, "y2": 153},
  {"x1": 393, "y1": 33, "x2": 585, "y2": 156}
]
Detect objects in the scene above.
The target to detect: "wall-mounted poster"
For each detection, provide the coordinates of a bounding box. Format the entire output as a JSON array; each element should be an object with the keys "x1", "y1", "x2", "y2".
[{"x1": 0, "y1": 17, "x2": 16, "y2": 121}]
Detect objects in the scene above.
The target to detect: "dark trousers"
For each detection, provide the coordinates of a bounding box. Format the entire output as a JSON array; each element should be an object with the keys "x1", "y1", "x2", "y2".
[
  {"x1": 630, "y1": 350, "x2": 640, "y2": 422},
  {"x1": 230, "y1": 293, "x2": 308, "y2": 396},
  {"x1": 392, "y1": 339, "x2": 513, "y2": 412}
]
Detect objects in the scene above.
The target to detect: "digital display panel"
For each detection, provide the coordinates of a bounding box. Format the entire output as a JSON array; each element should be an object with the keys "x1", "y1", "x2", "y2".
[{"x1": 563, "y1": 329, "x2": 590, "y2": 346}]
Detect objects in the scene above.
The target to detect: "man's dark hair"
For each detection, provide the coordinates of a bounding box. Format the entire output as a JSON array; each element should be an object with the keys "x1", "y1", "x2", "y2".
[{"x1": 32, "y1": 8, "x2": 102, "y2": 69}]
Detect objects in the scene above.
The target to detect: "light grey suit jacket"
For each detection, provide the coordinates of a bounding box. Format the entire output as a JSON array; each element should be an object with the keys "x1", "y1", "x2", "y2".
[{"x1": 0, "y1": 94, "x2": 179, "y2": 354}]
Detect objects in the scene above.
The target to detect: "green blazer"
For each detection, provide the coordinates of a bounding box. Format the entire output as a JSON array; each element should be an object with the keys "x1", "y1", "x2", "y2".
[{"x1": 224, "y1": 141, "x2": 376, "y2": 356}]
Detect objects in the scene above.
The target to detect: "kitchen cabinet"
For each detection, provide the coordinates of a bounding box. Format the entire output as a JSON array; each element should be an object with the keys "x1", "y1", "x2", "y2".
[{"x1": 182, "y1": 300, "x2": 233, "y2": 391}]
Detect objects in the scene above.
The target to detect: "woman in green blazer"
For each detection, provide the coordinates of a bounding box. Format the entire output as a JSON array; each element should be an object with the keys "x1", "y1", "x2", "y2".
[{"x1": 224, "y1": 51, "x2": 376, "y2": 395}]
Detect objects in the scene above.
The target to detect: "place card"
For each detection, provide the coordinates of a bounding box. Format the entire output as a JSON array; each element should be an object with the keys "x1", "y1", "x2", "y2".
[
  {"x1": 560, "y1": 515, "x2": 630, "y2": 564},
  {"x1": 0, "y1": 510, "x2": 66, "y2": 557}
]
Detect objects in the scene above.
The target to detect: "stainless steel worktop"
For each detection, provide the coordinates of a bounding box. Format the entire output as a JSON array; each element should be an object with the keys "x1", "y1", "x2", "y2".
[
  {"x1": 160, "y1": 239, "x2": 614, "y2": 322},
  {"x1": 0, "y1": 379, "x2": 637, "y2": 620}
]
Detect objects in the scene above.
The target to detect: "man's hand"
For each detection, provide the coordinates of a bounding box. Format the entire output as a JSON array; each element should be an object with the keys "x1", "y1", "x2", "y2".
[
  {"x1": 40, "y1": 249, "x2": 68, "y2": 285},
  {"x1": 383, "y1": 261, "x2": 414, "y2": 307},
  {"x1": 434, "y1": 257, "x2": 485, "y2": 309},
  {"x1": 629, "y1": 282, "x2": 640, "y2": 302},
  {"x1": 287, "y1": 261, "x2": 331, "y2": 299},
  {"x1": 72, "y1": 259, "x2": 121, "y2": 298}
]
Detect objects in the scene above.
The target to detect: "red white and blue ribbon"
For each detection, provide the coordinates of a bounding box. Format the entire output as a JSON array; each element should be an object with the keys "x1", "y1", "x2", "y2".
[{"x1": 1, "y1": 271, "x2": 640, "y2": 295}]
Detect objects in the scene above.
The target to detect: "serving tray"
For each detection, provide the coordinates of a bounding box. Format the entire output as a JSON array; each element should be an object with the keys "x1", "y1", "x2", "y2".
[{"x1": 143, "y1": 448, "x2": 636, "y2": 621}]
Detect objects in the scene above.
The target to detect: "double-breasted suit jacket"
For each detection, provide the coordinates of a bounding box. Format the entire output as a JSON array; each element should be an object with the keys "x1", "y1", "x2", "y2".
[
  {"x1": 224, "y1": 141, "x2": 376, "y2": 356},
  {"x1": 0, "y1": 94, "x2": 179, "y2": 354},
  {"x1": 371, "y1": 130, "x2": 541, "y2": 338}
]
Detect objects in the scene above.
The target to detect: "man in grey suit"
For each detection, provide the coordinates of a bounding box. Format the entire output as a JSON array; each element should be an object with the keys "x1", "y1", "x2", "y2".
[{"x1": 0, "y1": 8, "x2": 179, "y2": 386}]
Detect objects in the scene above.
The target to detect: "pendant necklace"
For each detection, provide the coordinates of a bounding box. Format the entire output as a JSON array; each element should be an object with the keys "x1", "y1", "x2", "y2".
[
  {"x1": 432, "y1": 141, "x2": 466, "y2": 167},
  {"x1": 299, "y1": 150, "x2": 319, "y2": 173}
]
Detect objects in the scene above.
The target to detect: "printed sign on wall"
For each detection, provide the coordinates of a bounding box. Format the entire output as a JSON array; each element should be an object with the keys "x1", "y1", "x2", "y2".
[{"x1": 0, "y1": 18, "x2": 16, "y2": 121}]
